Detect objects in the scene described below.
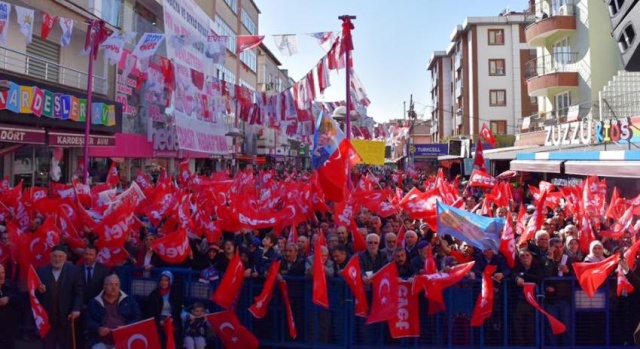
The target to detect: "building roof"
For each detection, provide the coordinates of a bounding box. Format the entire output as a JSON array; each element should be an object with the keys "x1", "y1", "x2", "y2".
[
  {"x1": 427, "y1": 51, "x2": 447, "y2": 71},
  {"x1": 259, "y1": 43, "x2": 281, "y2": 66}
]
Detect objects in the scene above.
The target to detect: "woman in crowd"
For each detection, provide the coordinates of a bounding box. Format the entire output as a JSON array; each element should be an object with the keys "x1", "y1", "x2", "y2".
[{"x1": 146, "y1": 270, "x2": 184, "y2": 349}]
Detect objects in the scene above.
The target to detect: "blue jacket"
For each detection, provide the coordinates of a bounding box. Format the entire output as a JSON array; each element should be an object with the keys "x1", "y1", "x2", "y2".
[{"x1": 85, "y1": 290, "x2": 141, "y2": 347}]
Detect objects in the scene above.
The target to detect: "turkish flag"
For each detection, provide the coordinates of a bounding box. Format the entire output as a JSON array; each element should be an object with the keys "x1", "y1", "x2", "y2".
[
  {"x1": 206, "y1": 310, "x2": 259, "y2": 349},
  {"x1": 236, "y1": 35, "x2": 265, "y2": 54},
  {"x1": 578, "y1": 215, "x2": 596, "y2": 256},
  {"x1": 523, "y1": 283, "x2": 566, "y2": 335},
  {"x1": 277, "y1": 280, "x2": 297, "y2": 339},
  {"x1": 27, "y1": 265, "x2": 50, "y2": 338},
  {"x1": 573, "y1": 254, "x2": 618, "y2": 298},
  {"x1": 350, "y1": 219, "x2": 367, "y2": 253},
  {"x1": 387, "y1": 280, "x2": 420, "y2": 338},
  {"x1": 340, "y1": 255, "x2": 369, "y2": 317},
  {"x1": 112, "y1": 318, "x2": 161, "y2": 349},
  {"x1": 212, "y1": 252, "x2": 245, "y2": 309},
  {"x1": 73, "y1": 180, "x2": 92, "y2": 209},
  {"x1": 474, "y1": 141, "x2": 486, "y2": 172},
  {"x1": 106, "y1": 162, "x2": 120, "y2": 187},
  {"x1": 178, "y1": 159, "x2": 191, "y2": 186},
  {"x1": 412, "y1": 261, "x2": 476, "y2": 309},
  {"x1": 480, "y1": 123, "x2": 497, "y2": 147},
  {"x1": 367, "y1": 262, "x2": 399, "y2": 324},
  {"x1": 248, "y1": 260, "x2": 281, "y2": 318},
  {"x1": 163, "y1": 316, "x2": 176, "y2": 349},
  {"x1": 94, "y1": 199, "x2": 135, "y2": 249},
  {"x1": 28, "y1": 217, "x2": 61, "y2": 269},
  {"x1": 470, "y1": 265, "x2": 497, "y2": 327},
  {"x1": 96, "y1": 246, "x2": 130, "y2": 268},
  {"x1": 499, "y1": 216, "x2": 516, "y2": 268},
  {"x1": 468, "y1": 169, "x2": 495, "y2": 189},
  {"x1": 617, "y1": 264, "x2": 634, "y2": 296},
  {"x1": 312, "y1": 240, "x2": 329, "y2": 309},
  {"x1": 152, "y1": 228, "x2": 191, "y2": 264}
]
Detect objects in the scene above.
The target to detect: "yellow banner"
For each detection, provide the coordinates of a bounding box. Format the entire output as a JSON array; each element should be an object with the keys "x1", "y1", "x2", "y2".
[{"x1": 351, "y1": 140, "x2": 386, "y2": 166}]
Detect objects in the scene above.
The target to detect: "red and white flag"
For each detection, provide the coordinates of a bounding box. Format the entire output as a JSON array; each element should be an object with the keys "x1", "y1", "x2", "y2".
[
  {"x1": 312, "y1": 239, "x2": 329, "y2": 308},
  {"x1": 163, "y1": 316, "x2": 176, "y2": 349},
  {"x1": 499, "y1": 217, "x2": 516, "y2": 268},
  {"x1": 340, "y1": 255, "x2": 369, "y2": 317},
  {"x1": 310, "y1": 31, "x2": 334, "y2": 51},
  {"x1": 248, "y1": 260, "x2": 281, "y2": 319},
  {"x1": 387, "y1": 280, "x2": 420, "y2": 338},
  {"x1": 0, "y1": 2, "x2": 11, "y2": 45},
  {"x1": 27, "y1": 265, "x2": 50, "y2": 338},
  {"x1": 573, "y1": 254, "x2": 618, "y2": 298},
  {"x1": 112, "y1": 318, "x2": 161, "y2": 349},
  {"x1": 474, "y1": 141, "x2": 486, "y2": 172},
  {"x1": 480, "y1": 123, "x2": 497, "y2": 147},
  {"x1": 206, "y1": 310, "x2": 259, "y2": 349},
  {"x1": 317, "y1": 57, "x2": 330, "y2": 94},
  {"x1": 470, "y1": 265, "x2": 497, "y2": 326},
  {"x1": 151, "y1": 227, "x2": 191, "y2": 264},
  {"x1": 273, "y1": 34, "x2": 298, "y2": 56},
  {"x1": 277, "y1": 280, "x2": 297, "y2": 339},
  {"x1": 106, "y1": 162, "x2": 120, "y2": 186},
  {"x1": 212, "y1": 252, "x2": 245, "y2": 309},
  {"x1": 236, "y1": 35, "x2": 264, "y2": 54},
  {"x1": 523, "y1": 283, "x2": 566, "y2": 335},
  {"x1": 40, "y1": 12, "x2": 58, "y2": 40},
  {"x1": 367, "y1": 262, "x2": 399, "y2": 324}
]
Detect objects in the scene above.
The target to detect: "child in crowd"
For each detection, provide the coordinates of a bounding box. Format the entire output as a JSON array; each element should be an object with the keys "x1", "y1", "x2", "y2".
[{"x1": 181, "y1": 302, "x2": 212, "y2": 349}]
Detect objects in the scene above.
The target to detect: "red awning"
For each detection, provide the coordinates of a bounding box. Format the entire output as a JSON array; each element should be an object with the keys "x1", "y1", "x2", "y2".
[
  {"x1": 0, "y1": 124, "x2": 46, "y2": 144},
  {"x1": 88, "y1": 133, "x2": 154, "y2": 158}
]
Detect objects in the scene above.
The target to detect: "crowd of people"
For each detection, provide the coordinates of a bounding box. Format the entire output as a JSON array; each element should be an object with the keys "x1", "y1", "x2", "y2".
[{"x1": 0, "y1": 165, "x2": 638, "y2": 349}]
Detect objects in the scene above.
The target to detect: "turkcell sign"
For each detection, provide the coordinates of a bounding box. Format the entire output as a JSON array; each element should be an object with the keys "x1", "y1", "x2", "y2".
[{"x1": 410, "y1": 143, "x2": 449, "y2": 157}]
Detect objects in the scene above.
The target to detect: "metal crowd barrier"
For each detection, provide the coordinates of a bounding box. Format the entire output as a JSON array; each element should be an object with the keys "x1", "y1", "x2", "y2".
[{"x1": 114, "y1": 267, "x2": 636, "y2": 348}]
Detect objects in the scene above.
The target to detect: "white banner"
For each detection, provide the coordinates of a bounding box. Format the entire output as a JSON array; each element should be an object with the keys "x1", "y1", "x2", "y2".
[
  {"x1": 163, "y1": 0, "x2": 227, "y2": 154},
  {"x1": 15, "y1": 6, "x2": 34, "y2": 43},
  {"x1": 101, "y1": 31, "x2": 136, "y2": 65},
  {"x1": 131, "y1": 33, "x2": 164, "y2": 60},
  {"x1": 0, "y1": 2, "x2": 9, "y2": 45}
]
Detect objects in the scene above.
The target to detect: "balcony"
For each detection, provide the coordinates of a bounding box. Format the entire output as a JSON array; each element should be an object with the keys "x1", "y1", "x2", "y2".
[
  {"x1": 455, "y1": 79, "x2": 463, "y2": 98},
  {"x1": 0, "y1": 46, "x2": 108, "y2": 95},
  {"x1": 524, "y1": 52, "x2": 579, "y2": 96},
  {"x1": 525, "y1": 2, "x2": 577, "y2": 47}
]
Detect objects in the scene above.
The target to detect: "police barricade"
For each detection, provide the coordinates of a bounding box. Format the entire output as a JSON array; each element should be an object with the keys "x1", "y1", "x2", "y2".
[{"x1": 114, "y1": 267, "x2": 631, "y2": 349}]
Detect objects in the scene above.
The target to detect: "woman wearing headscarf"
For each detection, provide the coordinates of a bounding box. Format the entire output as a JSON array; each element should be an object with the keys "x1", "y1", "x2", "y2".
[
  {"x1": 583, "y1": 240, "x2": 606, "y2": 263},
  {"x1": 564, "y1": 236, "x2": 584, "y2": 261},
  {"x1": 146, "y1": 270, "x2": 184, "y2": 349}
]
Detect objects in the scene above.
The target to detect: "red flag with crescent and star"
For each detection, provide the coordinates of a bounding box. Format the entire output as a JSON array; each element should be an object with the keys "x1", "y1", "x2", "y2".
[
  {"x1": 211, "y1": 252, "x2": 245, "y2": 309},
  {"x1": 207, "y1": 310, "x2": 259, "y2": 349},
  {"x1": 27, "y1": 265, "x2": 50, "y2": 338},
  {"x1": 112, "y1": 318, "x2": 161, "y2": 349},
  {"x1": 367, "y1": 262, "x2": 399, "y2": 324}
]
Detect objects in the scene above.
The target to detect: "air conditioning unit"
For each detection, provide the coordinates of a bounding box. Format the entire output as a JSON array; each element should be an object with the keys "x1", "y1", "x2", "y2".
[{"x1": 559, "y1": 4, "x2": 574, "y2": 16}]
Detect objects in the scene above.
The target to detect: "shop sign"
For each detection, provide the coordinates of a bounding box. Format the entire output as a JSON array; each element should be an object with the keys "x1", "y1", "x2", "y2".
[
  {"x1": 544, "y1": 119, "x2": 593, "y2": 146},
  {"x1": 595, "y1": 117, "x2": 632, "y2": 144},
  {"x1": 0, "y1": 126, "x2": 45, "y2": 144},
  {"x1": 409, "y1": 143, "x2": 449, "y2": 157},
  {"x1": 0, "y1": 80, "x2": 116, "y2": 126},
  {"x1": 48, "y1": 132, "x2": 115, "y2": 147},
  {"x1": 148, "y1": 122, "x2": 179, "y2": 157},
  {"x1": 551, "y1": 177, "x2": 583, "y2": 188}
]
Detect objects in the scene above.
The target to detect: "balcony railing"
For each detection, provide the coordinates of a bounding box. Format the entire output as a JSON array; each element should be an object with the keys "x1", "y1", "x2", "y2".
[
  {"x1": 525, "y1": 51, "x2": 579, "y2": 79},
  {"x1": 528, "y1": 0, "x2": 576, "y2": 23},
  {"x1": 519, "y1": 105, "x2": 589, "y2": 133},
  {"x1": 0, "y1": 46, "x2": 108, "y2": 95}
]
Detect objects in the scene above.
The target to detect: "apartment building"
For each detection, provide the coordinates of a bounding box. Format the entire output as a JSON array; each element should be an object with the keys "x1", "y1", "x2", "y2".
[
  {"x1": 429, "y1": 12, "x2": 537, "y2": 147},
  {"x1": 0, "y1": 0, "x2": 120, "y2": 184},
  {"x1": 522, "y1": 0, "x2": 621, "y2": 130}
]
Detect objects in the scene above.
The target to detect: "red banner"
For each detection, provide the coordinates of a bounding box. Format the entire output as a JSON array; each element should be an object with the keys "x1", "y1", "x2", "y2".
[
  {"x1": 27, "y1": 265, "x2": 50, "y2": 338},
  {"x1": 523, "y1": 283, "x2": 566, "y2": 335},
  {"x1": 387, "y1": 280, "x2": 420, "y2": 338}
]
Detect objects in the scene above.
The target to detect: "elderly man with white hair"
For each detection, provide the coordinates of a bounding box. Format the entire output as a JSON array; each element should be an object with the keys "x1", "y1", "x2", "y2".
[
  {"x1": 359, "y1": 234, "x2": 387, "y2": 285},
  {"x1": 404, "y1": 230, "x2": 419, "y2": 260}
]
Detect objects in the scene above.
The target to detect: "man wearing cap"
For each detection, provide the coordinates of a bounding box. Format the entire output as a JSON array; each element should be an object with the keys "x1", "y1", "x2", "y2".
[
  {"x1": 410, "y1": 240, "x2": 432, "y2": 274},
  {"x1": 36, "y1": 245, "x2": 84, "y2": 349}
]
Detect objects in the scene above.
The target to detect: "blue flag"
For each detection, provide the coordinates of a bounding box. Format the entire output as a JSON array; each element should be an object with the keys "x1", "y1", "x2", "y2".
[{"x1": 436, "y1": 201, "x2": 505, "y2": 252}]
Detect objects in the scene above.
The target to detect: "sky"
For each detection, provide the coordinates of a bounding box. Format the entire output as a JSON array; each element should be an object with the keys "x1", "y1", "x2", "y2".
[{"x1": 255, "y1": 0, "x2": 528, "y2": 124}]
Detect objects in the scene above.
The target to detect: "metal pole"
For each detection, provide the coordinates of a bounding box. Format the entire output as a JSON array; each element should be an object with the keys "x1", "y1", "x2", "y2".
[
  {"x1": 339, "y1": 15, "x2": 356, "y2": 140},
  {"x1": 82, "y1": 20, "x2": 97, "y2": 184}
]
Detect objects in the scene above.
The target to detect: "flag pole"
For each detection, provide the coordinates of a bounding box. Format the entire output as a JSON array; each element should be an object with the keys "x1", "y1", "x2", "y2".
[
  {"x1": 339, "y1": 15, "x2": 356, "y2": 140},
  {"x1": 82, "y1": 20, "x2": 98, "y2": 185}
]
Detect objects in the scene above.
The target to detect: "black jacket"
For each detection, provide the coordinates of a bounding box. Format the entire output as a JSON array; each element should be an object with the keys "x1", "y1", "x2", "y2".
[
  {"x1": 280, "y1": 257, "x2": 306, "y2": 277},
  {"x1": 78, "y1": 262, "x2": 112, "y2": 305},
  {"x1": 146, "y1": 285, "x2": 184, "y2": 341},
  {"x1": 36, "y1": 263, "x2": 83, "y2": 326},
  {"x1": 358, "y1": 250, "x2": 386, "y2": 275}
]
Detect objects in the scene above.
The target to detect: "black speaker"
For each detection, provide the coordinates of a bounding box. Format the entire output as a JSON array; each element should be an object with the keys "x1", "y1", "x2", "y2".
[
  {"x1": 613, "y1": 3, "x2": 640, "y2": 71},
  {"x1": 605, "y1": 0, "x2": 639, "y2": 31}
]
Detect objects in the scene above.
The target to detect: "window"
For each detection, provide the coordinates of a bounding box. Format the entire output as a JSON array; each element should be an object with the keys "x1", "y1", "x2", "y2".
[
  {"x1": 530, "y1": 96, "x2": 538, "y2": 105},
  {"x1": 488, "y1": 59, "x2": 506, "y2": 76},
  {"x1": 490, "y1": 120, "x2": 507, "y2": 135},
  {"x1": 241, "y1": 9, "x2": 257, "y2": 35},
  {"x1": 554, "y1": 91, "x2": 571, "y2": 116},
  {"x1": 488, "y1": 29, "x2": 504, "y2": 45},
  {"x1": 26, "y1": 37, "x2": 60, "y2": 83},
  {"x1": 224, "y1": 0, "x2": 238, "y2": 13},
  {"x1": 217, "y1": 65, "x2": 236, "y2": 84},
  {"x1": 240, "y1": 49, "x2": 257, "y2": 72},
  {"x1": 489, "y1": 90, "x2": 506, "y2": 106},
  {"x1": 214, "y1": 16, "x2": 237, "y2": 54}
]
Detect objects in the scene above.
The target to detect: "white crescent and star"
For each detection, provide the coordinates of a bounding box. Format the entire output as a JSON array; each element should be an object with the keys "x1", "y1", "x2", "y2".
[{"x1": 127, "y1": 334, "x2": 149, "y2": 349}]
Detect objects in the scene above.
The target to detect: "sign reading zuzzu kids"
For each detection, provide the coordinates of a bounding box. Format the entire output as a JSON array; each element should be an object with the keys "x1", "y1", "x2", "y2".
[
  {"x1": 0, "y1": 80, "x2": 116, "y2": 126},
  {"x1": 595, "y1": 117, "x2": 634, "y2": 143}
]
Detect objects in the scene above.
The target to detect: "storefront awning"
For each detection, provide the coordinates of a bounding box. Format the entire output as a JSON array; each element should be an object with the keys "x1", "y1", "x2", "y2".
[
  {"x1": 49, "y1": 132, "x2": 115, "y2": 147},
  {"x1": 510, "y1": 160, "x2": 564, "y2": 173},
  {"x1": 437, "y1": 155, "x2": 462, "y2": 161},
  {"x1": 564, "y1": 160, "x2": 640, "y2": 178},
  {"x1": 0, "y1": 124, "x2": 46, "y2": 144}
]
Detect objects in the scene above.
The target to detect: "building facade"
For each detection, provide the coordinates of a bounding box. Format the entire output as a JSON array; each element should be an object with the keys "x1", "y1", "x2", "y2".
[{"x1": 429, "y1": 12, "x2": 537, "y2": 148}]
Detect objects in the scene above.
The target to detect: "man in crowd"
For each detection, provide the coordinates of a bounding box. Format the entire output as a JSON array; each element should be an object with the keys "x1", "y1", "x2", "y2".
[
  {"x1": 77, "y1": 245, "x2": 112, "y2": 348},
  {"x1": 36, "y1": 245, "x2": 83, "y2": 349},
  {"x1": 86, "y1": 274, "x2": 141, "y2": 349}
]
